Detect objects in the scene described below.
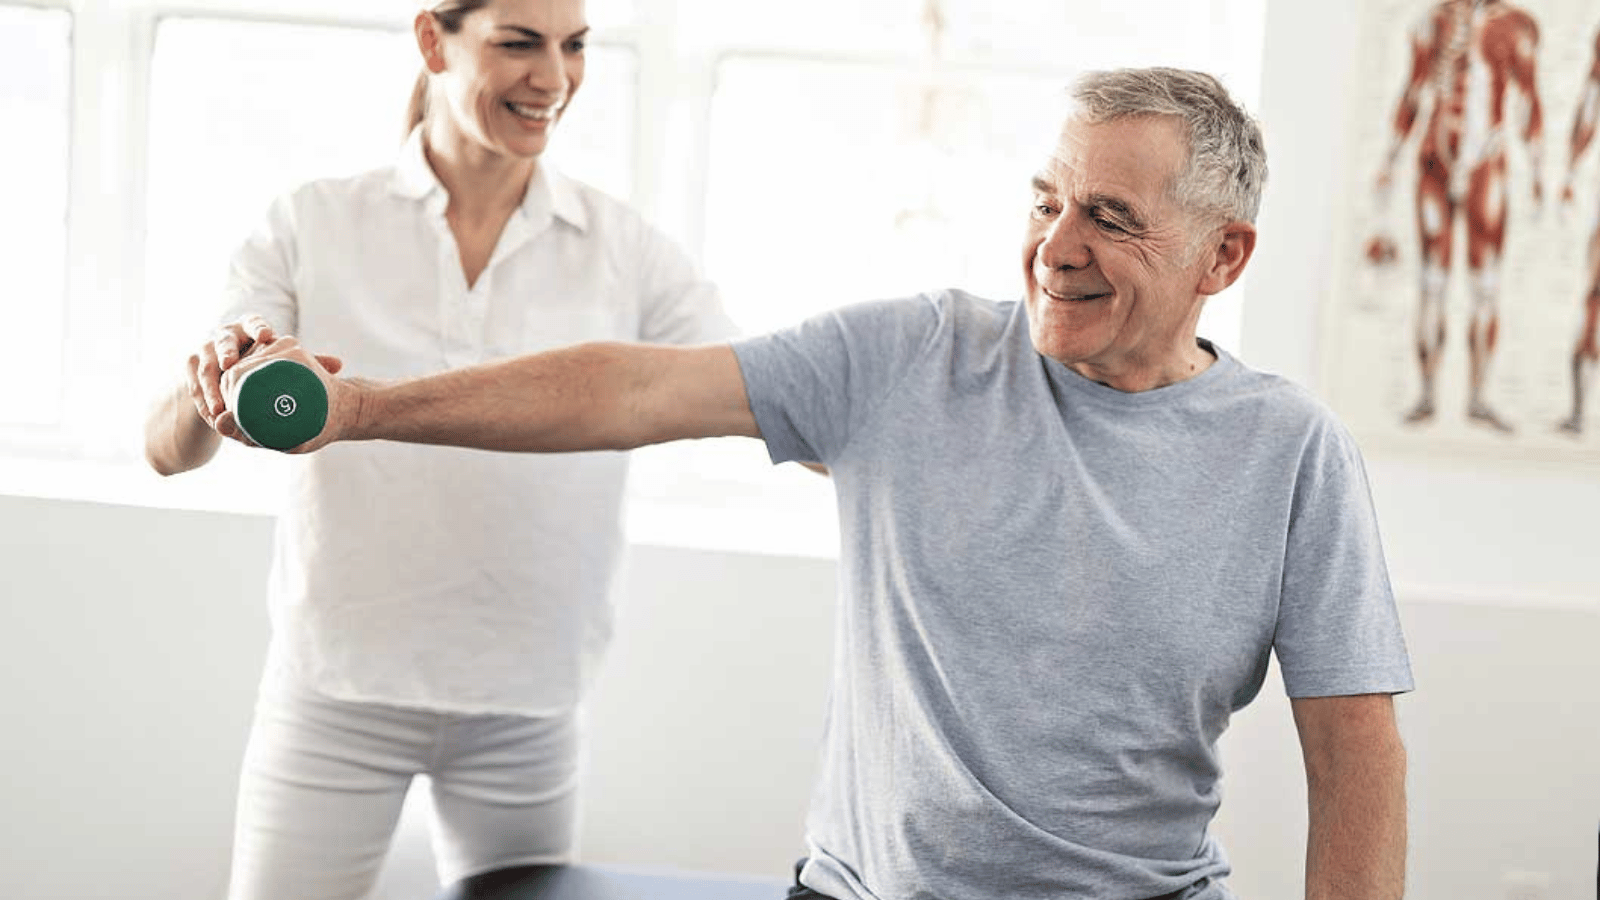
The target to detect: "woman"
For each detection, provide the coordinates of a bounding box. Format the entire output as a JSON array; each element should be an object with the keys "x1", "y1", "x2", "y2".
[{"x1": 143, "y1": 2, "x2": 734, "y2": 897}]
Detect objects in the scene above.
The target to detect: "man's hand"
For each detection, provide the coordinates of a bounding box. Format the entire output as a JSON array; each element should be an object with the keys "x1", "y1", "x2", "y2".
[{"x1": 217, "y1": 336, "x2": 348, "y2": 451}]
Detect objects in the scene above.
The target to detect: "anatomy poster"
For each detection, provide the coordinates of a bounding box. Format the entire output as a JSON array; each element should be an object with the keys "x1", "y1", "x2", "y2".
[{"x1": 1327, "y1": 0, "x2": 1600, "y2": 462}]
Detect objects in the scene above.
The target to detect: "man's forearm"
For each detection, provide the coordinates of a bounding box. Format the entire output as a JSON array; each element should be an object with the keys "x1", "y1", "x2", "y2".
[
  {"x1": 331, "y1": 340, "x2": 760, "y2": 453},
  {"x1": 1303, "y1": 728, "x2": 1408, "y2": 900},
  {"x1": 343, "y1": 342, "x2": 660, "y2": 452}
]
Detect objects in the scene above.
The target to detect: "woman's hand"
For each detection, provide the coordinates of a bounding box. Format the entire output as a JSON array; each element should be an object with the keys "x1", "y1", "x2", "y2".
[{"x1": 186, "y1": 314, "x2": 277, "y2": 437}]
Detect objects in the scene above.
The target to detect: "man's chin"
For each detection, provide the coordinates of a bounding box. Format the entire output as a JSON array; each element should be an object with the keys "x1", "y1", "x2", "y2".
[{"x1": 1026, "y1": 323, "x2": 1074, "y2": 364}]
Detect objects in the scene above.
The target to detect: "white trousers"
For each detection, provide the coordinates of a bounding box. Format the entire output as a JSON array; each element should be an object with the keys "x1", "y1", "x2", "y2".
[{"x1": 226, "y1": 679, "x2": 580, "y2": 900}]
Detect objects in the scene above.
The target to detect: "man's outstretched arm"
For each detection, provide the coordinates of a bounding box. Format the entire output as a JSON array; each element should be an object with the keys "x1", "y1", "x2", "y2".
[
  {"x1": 220, "y1": 338, "x2": 760, "y2": 453},
  {"x1": 1294, "y1": 693, "x2": 1408, "y2": 900}
]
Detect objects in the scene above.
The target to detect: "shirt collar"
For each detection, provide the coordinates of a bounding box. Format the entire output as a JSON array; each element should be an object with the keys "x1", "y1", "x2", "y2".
[
  {"x1": 389, "y1": 126, "x2": 590, "y2": 234},
  {"x1": 536, "y1": 159, "x2": 590, "y2": 233}
]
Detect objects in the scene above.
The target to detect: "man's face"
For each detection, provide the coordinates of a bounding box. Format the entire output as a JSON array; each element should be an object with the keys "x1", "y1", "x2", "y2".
[{"x1": 1021, "y1": 114, "x2": 1215, "y2": 388}]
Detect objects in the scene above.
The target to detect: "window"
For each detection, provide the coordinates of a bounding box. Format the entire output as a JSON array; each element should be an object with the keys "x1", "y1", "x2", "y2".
[
  {"x1": 703, "y1": 58, "x2": 1064, "y2": 333},
  {"x1": 678, "y1": 0, "x2": 1225, "y2": 63},
  {"x1": 140, "y1": 18, "x2": 419, "y2": 401},
  {"x1": 3, "y1": 0, "x2": 1265, "y2": 557},
  {"x1": 695, "y1": 0, "x2": 1262, "y2": 346},
  {"x1": 0, "y1": 5, "x2": 71, "y2": 427}
]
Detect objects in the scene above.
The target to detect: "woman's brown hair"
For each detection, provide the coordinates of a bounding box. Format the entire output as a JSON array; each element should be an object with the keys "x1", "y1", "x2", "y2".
[{"x1": 404, "y1": 1, "x2": 494, "y2": 139}]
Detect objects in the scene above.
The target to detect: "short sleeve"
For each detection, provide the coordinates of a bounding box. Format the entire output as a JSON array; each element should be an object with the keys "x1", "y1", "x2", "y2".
[
  {"x1": 216, "y1": 192, "x2": 301, "y2": 336},
  {"x1": 1274, "y1": 422, "x2": 1415, "y2": 698},
  {"x1": 730, "y1": 295, "x2": 944, "y2": 467}
]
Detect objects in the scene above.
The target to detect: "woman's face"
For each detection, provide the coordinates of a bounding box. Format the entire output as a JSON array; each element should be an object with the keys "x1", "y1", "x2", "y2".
[{"x1": 419, "y1": 0, "x2": 588, "y2": 160}]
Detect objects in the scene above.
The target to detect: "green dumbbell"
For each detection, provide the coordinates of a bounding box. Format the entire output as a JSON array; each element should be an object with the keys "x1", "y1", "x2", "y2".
[{"x1": 229, "y1": 358, "x2": 329, "y2": 451}]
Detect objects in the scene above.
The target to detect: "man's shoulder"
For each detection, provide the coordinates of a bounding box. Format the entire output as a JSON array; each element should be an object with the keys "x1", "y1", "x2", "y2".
[
  {"x1": 925, "y1": 288, "x2": 1020, "y2": 341},
  {"x1": 823, "y1": 288, "x2": 997, "y2": 324},
  {"x1": 938, "y1": 288, "x2": 1017, "y2": 318},
  {"x1": 1211, "y1": 353, "x2": 1353, "y2": 437},
  {"x1": 838, "y1": 289, "x2": 1017, "y2": 351}
]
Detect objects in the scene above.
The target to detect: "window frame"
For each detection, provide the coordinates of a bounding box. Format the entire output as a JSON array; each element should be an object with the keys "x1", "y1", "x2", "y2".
[
  {"x1": 1, "y1": 0, "x2": 76, "y2": 446},
  {"x1": 1, "y1": 3, "x2": 72, "y2": 427}
]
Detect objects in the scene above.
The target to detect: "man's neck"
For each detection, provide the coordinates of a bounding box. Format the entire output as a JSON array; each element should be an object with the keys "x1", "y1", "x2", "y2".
[{"x1": 1066, "y1": 340, "x2": 1217, "y2": 393}]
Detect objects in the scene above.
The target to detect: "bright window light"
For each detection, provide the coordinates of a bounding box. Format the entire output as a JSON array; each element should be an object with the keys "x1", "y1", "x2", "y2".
[
  {"x1": 545, "y1": 46, "x2": 638, "y2": 197},
  {"x1": 127, "y1": 16, "x2": 639, "y2": 509},
  {"x1": 937, "y1": 0, "x2": 1217, "y2": 67},
  {"x1": 677, "y1": 0, "x2": 1216, "y2": 64},
  {"x1": 140, "y1": 17, "x2": 418, "y2": 399},
  {"x1": 704, "y1": 56, "x2": 1066, "y2": 334},
  {"x1": 0, "y1": 6, "x2": 71, "y2": 426},
  {"x1": 676, "y1": 0, "x2": 927, "y2": 55},
  {"x1": 140, "y1": 16, "x2": 635, "y2": 401},
  {"x1": 700, "y1": 33, "x2": 1254, "y2": 352}
]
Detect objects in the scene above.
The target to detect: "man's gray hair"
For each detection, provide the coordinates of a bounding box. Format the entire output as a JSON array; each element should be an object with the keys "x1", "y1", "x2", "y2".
[{"x1": 1071, "y1": 67, "x2": 1267, "y2": 224}]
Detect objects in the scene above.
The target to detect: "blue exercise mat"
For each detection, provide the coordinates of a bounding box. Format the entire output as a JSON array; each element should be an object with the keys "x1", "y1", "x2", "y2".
[{"x1": 436, "y1": 864, "x2": 789, "y2": 900}]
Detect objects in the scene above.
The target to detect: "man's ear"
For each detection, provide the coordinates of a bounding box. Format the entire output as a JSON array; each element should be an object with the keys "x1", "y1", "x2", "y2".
[
  {"x1": 414, "y1": 10, "x2": 448, "y2": 75},
  {"x1": 1196, "y1": 221, "x2": 1257, "y2": 296}
]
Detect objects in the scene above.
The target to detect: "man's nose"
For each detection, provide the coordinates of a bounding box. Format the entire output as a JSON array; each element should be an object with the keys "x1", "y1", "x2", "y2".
[{"x1": 1038, "y1": 212, "x2": 1091, "y2": 271}]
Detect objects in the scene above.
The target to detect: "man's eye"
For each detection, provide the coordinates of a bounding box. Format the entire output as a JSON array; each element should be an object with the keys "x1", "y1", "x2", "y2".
[
  {"x1": 501, "y1": 41, "x2": 537, "y2": 50},
  {"x1": 564, "y1": 40, "x2": 586, "y2": 53},
  {"x1": 1032, "y1": 203, "x2": 1058, "y2": 218},
  {"x1": 1093, "y1": 215, "x2": 1128, "y2": 233}
]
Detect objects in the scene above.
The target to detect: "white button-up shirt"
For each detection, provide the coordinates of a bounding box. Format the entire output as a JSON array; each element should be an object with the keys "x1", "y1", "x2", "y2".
[{"x1": 219, "y1": 129, "x2": 735, "y2": 714}]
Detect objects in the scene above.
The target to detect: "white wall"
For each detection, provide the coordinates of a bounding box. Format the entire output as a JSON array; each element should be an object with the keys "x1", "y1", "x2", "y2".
[
  {"x1": 4, "y1": 497, "x2": 1597, "y2": 900},
  {"x1": 0, "y1": 497, "x2": 270, "y2": 900},
  {"x1": 1222, "y1": 2, "x2": 1600, "y2": 898},
  {"x1": 0, "y1": 493, "x2": 837, "y2": 900},
  {"x1": 1245, "y1": 1, "x2": 1600, "y2": 609}
]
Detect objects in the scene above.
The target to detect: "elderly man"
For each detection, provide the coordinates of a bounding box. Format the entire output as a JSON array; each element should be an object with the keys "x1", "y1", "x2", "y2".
[{"x1": 198, "y1": 68, "x2": 1412, "y2": 900}]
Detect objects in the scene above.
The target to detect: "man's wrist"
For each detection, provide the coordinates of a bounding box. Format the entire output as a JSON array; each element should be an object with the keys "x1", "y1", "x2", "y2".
[{"x1": 333, "y1": 378, "x2": 379, "y2": 443}]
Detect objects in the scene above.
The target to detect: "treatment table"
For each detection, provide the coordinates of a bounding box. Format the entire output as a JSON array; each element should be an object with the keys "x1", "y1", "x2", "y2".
[{"x1": 436, "y1": 864, "x2": 790, "y2": 900}]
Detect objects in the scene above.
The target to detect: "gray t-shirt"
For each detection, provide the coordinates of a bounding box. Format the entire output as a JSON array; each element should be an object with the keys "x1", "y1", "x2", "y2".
[{"x1": 731, "y1": 290, "x2": 1414, "y2": 900}]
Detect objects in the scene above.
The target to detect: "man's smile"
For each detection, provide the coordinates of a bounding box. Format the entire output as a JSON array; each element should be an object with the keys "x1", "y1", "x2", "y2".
[{"x1": 1040, "y1": 285, "x2": 1113, "y2": 303}]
